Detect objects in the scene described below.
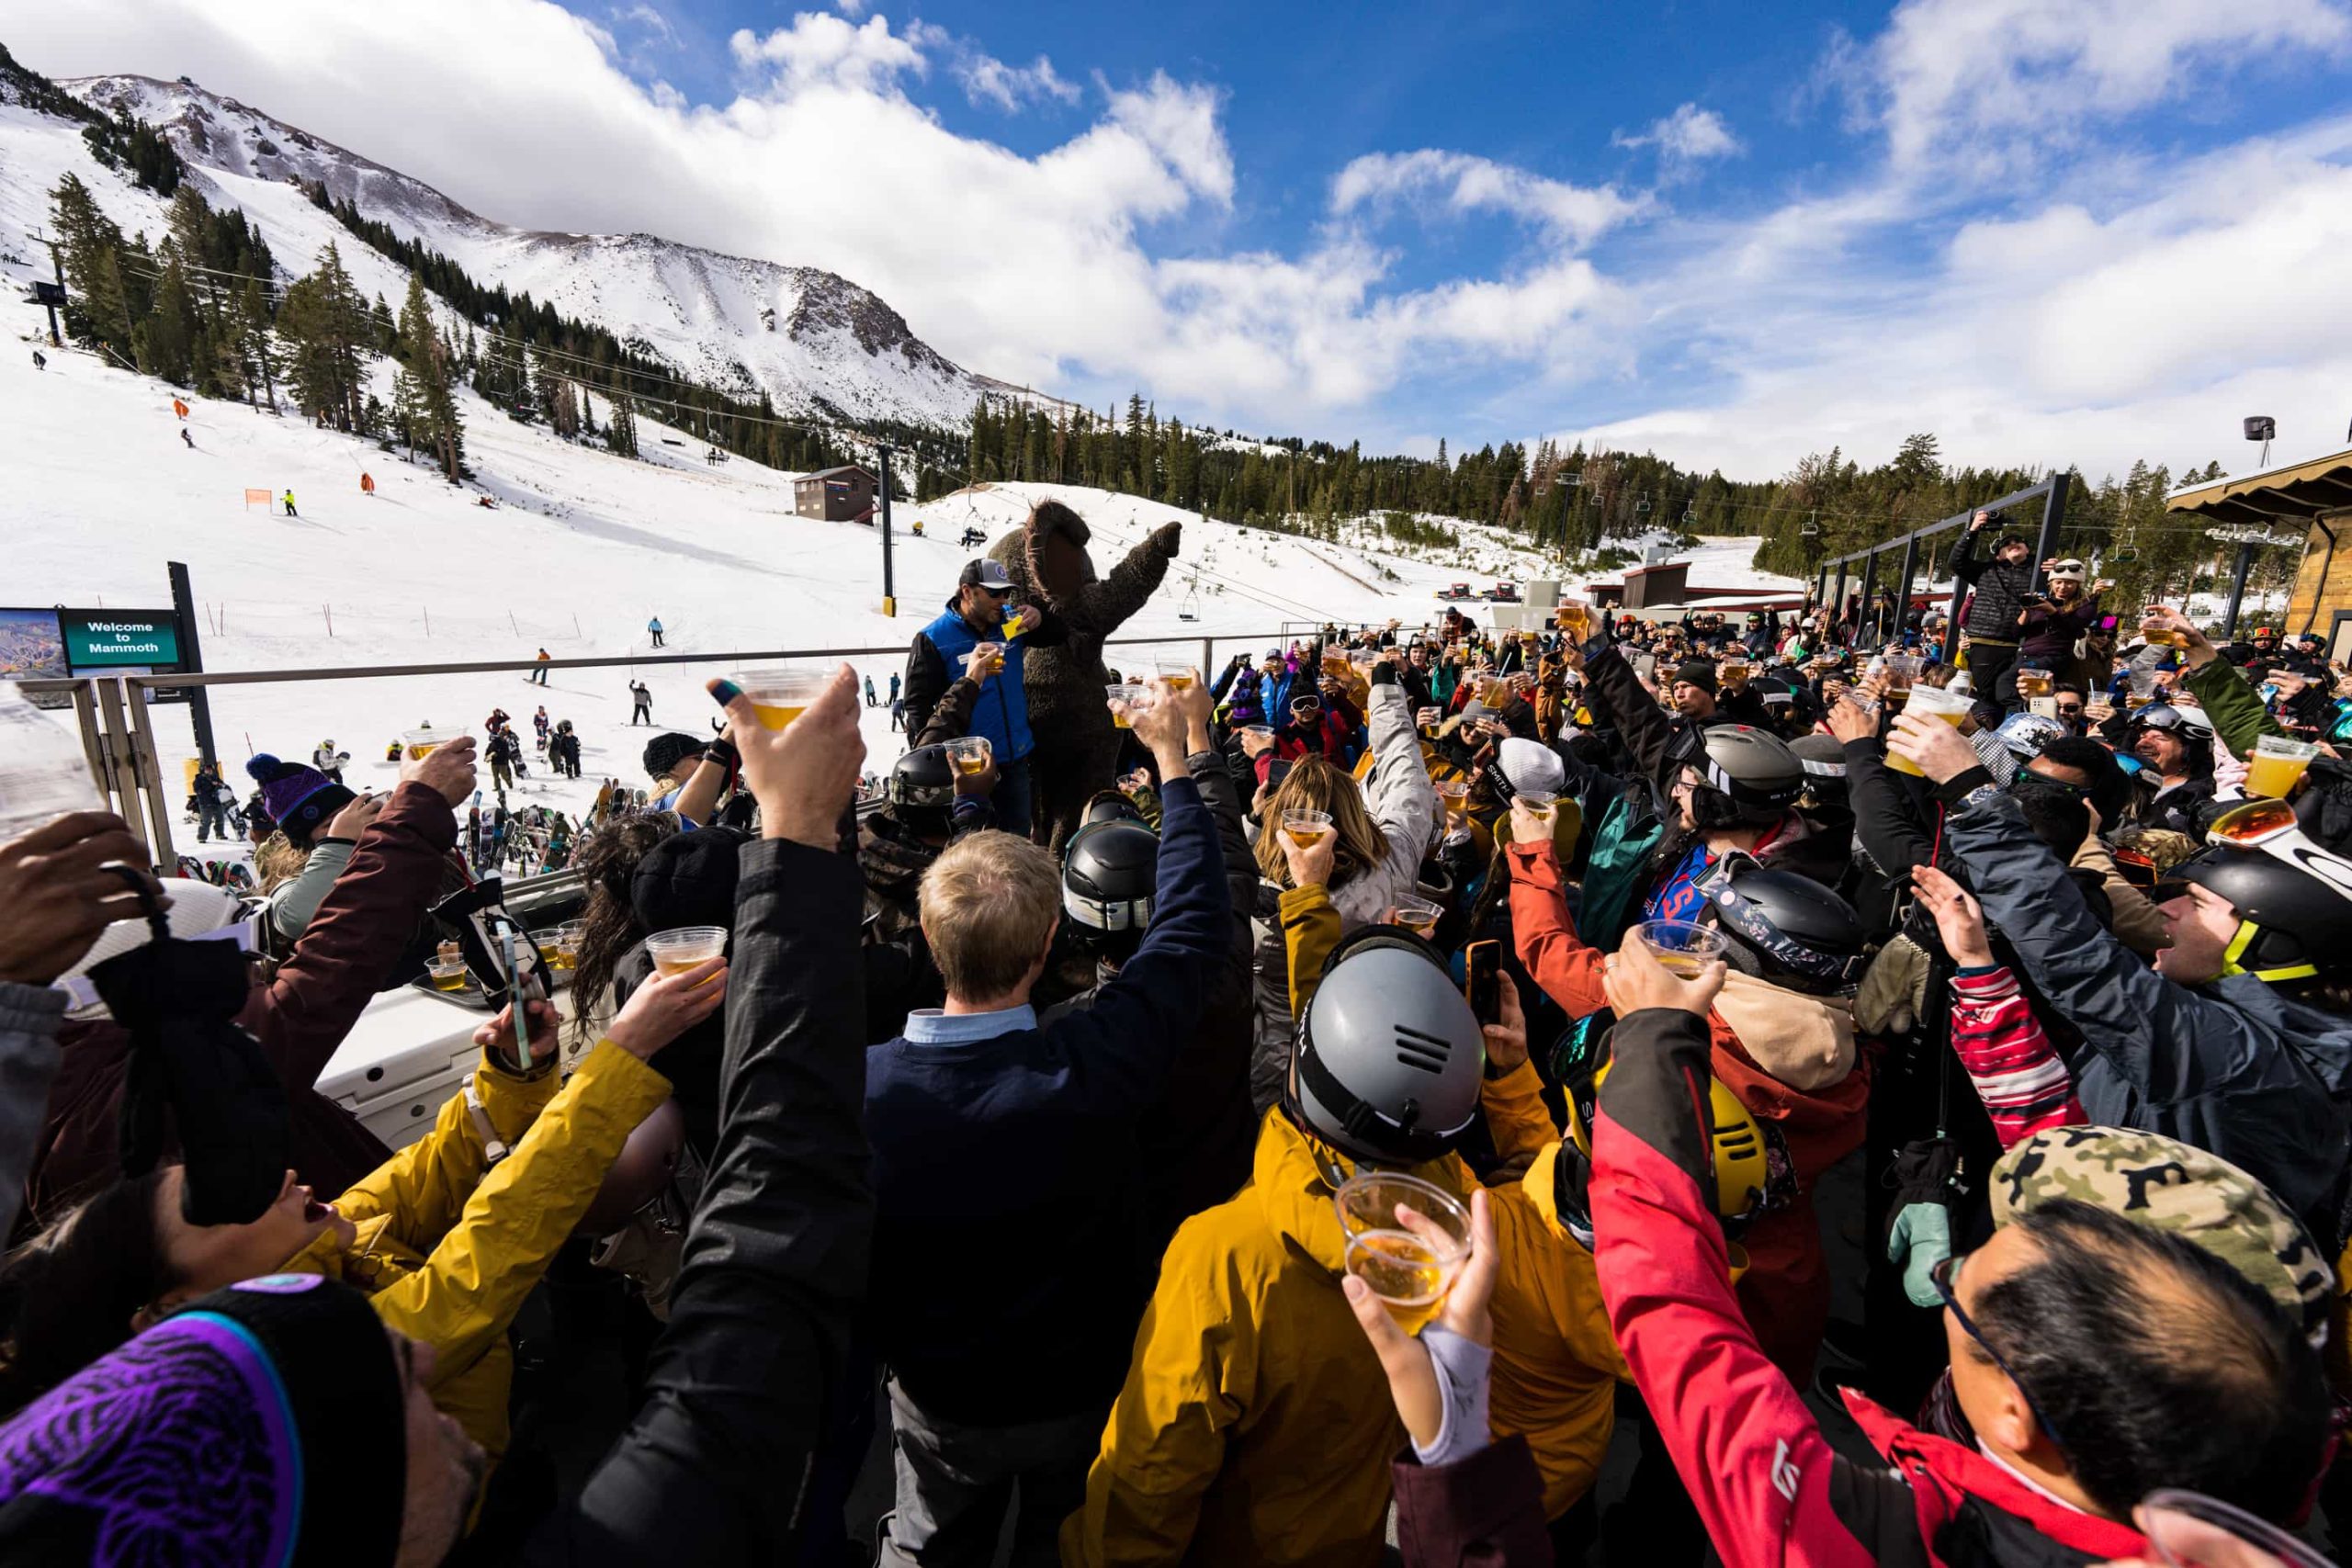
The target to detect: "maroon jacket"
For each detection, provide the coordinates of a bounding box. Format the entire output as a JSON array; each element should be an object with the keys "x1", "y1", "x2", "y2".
[
  {"x1": 1391, "y1": 1436, "x2": 1554, "y2": 1567},
  {"x1": 1589, "y1": 1007, "x2": 2153, "y2": 1568},
  {"x1": 21, "y1": 782, "x2": 460, "y2": 1235}
]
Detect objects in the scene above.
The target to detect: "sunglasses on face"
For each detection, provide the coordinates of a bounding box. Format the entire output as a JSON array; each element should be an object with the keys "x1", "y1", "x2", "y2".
[{"x1": 1930, "y1": 1252, "x2": 2071, "y2": 1459}]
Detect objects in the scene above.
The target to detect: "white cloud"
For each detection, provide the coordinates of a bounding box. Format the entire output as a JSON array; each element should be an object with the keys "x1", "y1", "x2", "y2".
[
  {"x1": 728, "y1": 10, "x2": 924, "y2": 96},
  {"x1": 956, "y1": 51, "x2": 1080, "y2": 112},
  {"x1": 834, "y1": 0, "x2": 867, "y2": 15},
  {"x1": 1612, "y1": 103, "x2": 1743, "y2": 174},
  {"x1": 1838, "y1": 0, "x2": 2352, "y2": 175},
  {"x1": 1330, "y1": 149, "x2": 1639, "y2": 247}
]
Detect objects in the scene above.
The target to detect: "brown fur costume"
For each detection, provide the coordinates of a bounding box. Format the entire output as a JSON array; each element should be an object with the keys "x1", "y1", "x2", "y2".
[{"x1": 989, "y1": 501, "x2": 1181, "y2": 848}]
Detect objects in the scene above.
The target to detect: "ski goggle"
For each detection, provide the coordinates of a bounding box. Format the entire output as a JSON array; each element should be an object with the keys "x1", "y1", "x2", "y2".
[{"x1": 2207, "y1": 796, "x2": 2301, "y2": 848}]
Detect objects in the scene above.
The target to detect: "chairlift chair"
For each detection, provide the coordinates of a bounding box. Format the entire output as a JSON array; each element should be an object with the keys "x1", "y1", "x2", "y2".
[
  {"x1": 2110, "y1": 525, "x2": 2141, "y2": 565},
  {"x1": 1801, "y1": 510, "x2": 1821, "y2": 539},
  {"x1": 1179, "y1": 581, "x2": 1201, "y2": 622}
]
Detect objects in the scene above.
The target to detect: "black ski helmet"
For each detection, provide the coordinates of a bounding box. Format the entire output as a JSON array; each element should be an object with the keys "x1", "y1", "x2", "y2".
[
  {"x1": 1291, "y1": 928, "x2": 1484, "y2": 1167},
  {"x1": 1787, "y1": 733, "x2": 1849, "y2": 806},
  {"x1": 1061, "y1": 818, "x2": 1159, "y2": 962},
  {"x1": 1703, "y1": 861, "x2": 1868, "y2": 995},
  {"x1": 2163, "y1": 840, "x2": 2352, "y2": 984},
  {"x1": 888, "y1": 745, "x2": 956, "y2": 834}
]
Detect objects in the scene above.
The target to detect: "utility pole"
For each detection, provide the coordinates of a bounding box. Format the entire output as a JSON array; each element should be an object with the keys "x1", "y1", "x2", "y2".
[
  {"x1": 27, "y1": 228, "x2": 63, "y2": 346},
  {"x1": 877, "y1": 444, "x2": 897, "y2": 618},
  {"x1": 167, "y1": 561, "x2": 219, "y2": 770}
]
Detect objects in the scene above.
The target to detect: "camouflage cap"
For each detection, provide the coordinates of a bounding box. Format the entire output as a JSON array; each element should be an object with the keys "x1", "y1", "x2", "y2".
[{"x1": 1991, "y1": 1124, "x2": 2334, "y2": 1342}]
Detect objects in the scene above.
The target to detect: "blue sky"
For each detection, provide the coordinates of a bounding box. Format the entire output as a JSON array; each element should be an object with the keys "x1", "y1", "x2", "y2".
[{"x1": 20, "y1": 1, "x2": 2352, "y2": 480}]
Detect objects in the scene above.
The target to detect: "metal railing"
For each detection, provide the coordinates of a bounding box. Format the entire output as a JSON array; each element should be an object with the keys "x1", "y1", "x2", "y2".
[
  {"x1": 19, "y1": 628, "x2": 1291, "y2": 871},
  {"x1": 1808, "y1": 475, "x2": 2069, "y2": 646}
]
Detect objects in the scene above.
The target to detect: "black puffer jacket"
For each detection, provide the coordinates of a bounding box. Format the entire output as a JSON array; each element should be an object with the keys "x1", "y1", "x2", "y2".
[{"x1": 1949, "y1": 529, "x2": 2037, "y2": 642}]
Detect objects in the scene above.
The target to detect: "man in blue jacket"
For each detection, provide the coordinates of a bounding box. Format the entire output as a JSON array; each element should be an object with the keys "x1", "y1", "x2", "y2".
[
  {"x1": 865, "y1": 674, "x2": 1227, "y2": 1567},
  {"x1": 902, "y1": 558, "x2": 1066, "y2": 836}
]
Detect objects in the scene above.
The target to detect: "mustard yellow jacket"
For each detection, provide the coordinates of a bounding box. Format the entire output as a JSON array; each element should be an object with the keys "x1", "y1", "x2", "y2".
[
  {"x1": 1285, "y1": 882, "x2": 1623, "y2": 1518},
  {"x1": 285, "y1": 1040, "x2": 670, "y2": 1462}
]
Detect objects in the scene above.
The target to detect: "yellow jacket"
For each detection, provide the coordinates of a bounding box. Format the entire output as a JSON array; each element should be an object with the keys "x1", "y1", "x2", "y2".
[
  {"x1": 1280, "y1": 883, "x2": 1622, "y2": 1518},
  {"x1": 285, "y1": 1040, "x2": 671, "y2": 1462},
  {"x1": 1065, "y1": 1106, "x2": 1442, "y2": 1566}
]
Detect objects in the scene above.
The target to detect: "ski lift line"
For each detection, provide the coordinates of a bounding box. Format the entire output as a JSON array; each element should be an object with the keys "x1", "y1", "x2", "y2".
[{"x1": 469, "y1": 347, "x2": 919, "y2": 452}]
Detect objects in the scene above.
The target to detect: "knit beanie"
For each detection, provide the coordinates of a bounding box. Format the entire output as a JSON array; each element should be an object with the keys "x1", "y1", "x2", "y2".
[
  {"x1": 245, "y1": 754, "x2": 354, "y2": 843},
  {"x1": 0, "y1": 1273, "x2": 404, "y2": 1567},
  {"x1": 642, "y1": 731, "x2": 707, "y2": 784},
  {"x1": 1673, "y1": 660, "x2": 1718, "y2": 695},
  {"x1": 631, "y1": 825, "x2": 749, "y2": 932},
  {"x1": 1497, "y1": 738, "x2": 1566, "y2": 797}
]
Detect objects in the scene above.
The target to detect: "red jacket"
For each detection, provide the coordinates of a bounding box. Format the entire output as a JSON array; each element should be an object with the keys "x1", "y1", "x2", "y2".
[
  {"x1": 24, "y1": 782, "x2": 459, "y2": 1233},
  {"x1": 1506, "y1": 837, "x2": 1868, "y2": 1380},
  {"x1": 1590, "y1": 1006, "x2": 2153, "y2": 1567}
]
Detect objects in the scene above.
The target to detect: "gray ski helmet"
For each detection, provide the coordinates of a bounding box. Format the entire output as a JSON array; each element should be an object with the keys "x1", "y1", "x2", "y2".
[
  {"x1": 1677, "y1": 725, "x2": 1804, "y2": 827},
  {"x1": 1292, "y1": 931, "x2": 1484, "y2": 1166},
  {"x1": 1061, "y1": 818, "x2": 1159, "y2": 962},
  {"x1": 1994, "y1": 712, "x2": 2066, "y2": 760},
  {"x1": 888, "y1": 745, "x2": 956, "y2": 826}
]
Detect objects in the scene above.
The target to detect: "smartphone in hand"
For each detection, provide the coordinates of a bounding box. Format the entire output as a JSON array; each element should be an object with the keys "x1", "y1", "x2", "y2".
[{"x1": 1464, "y1": 939, "x2": 1501, "y2": 1024}]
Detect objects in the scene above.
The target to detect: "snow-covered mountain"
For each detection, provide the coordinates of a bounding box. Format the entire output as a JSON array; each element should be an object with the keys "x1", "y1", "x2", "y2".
[{"x1": 55, "y1": 71, "x2": 1004, "y2": 431}]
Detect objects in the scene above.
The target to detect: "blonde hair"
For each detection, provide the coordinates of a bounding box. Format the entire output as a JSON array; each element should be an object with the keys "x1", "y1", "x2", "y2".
[
  {"x1": 1253, "y1": 755, "x2": 1390, "y2": 888},
  {"x1": 919, "y1": 829, "x2": 1063, "y2": 1001},
  {"x1": 254, "y1": 832, "x2": 307, "y2": 893}
]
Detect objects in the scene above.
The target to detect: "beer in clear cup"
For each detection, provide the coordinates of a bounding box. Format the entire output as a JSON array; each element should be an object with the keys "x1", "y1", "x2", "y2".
[
  {"x1": 1388, "y1": 895, "x2": 1442, "y2": 934},
  {"x1": 2247, "y1": 735, "x2": 2320, "y2": 799},
  {"x1": 403, "y1": 728, "x2": 448, "y2": 761},
  {"x1": 945, "y1": 736, "x2": 992, "y2": 777},
  {"x1": 1105, "y1": 684, "x2": 1134, "y2": 728},
  {"x1": 426, "y1": 959, "x2": 469, "y2": 992},
  {"x1": 1633, "y1": 919, "x2": 1729, "y2": 978},
  {"x1": 2017, "y1": 667, "x2": 2054, "y2": 699},
  {"x1": 1515, "y1": 788, "x2": 1559, "y2": 835},
  {"x1": 1332, "y1": 1172, "x2": 1471, "y2": 1333},
  {"x1": 1886, "y1": 684, "x2": 1973, "y2": 777},
  {"x1": 1417, "y1": 705, "x2": 1443, "y2": 734},
  {"x1": 1282, "y1": 807, "x2": 1333, "y2": 850},
  {"x1": 1556, "y1": 598, "x2": 1594, "y2": 640},
  {"x1": 1883, "y1": 654, "x2": 1921, "y2": 705},
  {"x1": 1436, "y1": 779, "x2": 1470, "y2": 826},
  {"x1": 732, "y1": 667, "x2": 829, "y2": 730},
  {"x1": 645, "y1": 925, "x2": 727, "y2": 980}
]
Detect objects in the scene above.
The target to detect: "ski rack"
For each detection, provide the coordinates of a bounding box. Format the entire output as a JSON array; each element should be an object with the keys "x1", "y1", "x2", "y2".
[{"x1": 17, "y1": 627, "x2": 1292, "y2": 873}]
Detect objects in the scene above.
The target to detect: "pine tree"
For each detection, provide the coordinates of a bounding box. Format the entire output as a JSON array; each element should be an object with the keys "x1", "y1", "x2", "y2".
[
  {"x1": 135, "y1": 253, "x2": 198, "y2": 383},
  {"x1": 49, "y1": 173, "x2": 136, "y2": 357},
  {"x1": 393, "y1": 274, "x2": 464, "y2": 480},
  {"x1": 278, "y1": 241, "x2": 371, "y2": 431}
]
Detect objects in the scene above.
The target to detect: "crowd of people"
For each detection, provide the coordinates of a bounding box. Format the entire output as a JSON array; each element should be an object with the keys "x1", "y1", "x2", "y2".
[{"x1": 7, "y1": 493, "x2": 2352, "y2": 1565}]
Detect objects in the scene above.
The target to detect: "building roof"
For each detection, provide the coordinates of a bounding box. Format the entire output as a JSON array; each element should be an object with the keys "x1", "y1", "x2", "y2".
[
  {"x1": 2166, "y1": 447, "x2": 2352, "y2": 528},
  {"x1": 797, "y1": 465, "x2": 877, "y2": 485}
]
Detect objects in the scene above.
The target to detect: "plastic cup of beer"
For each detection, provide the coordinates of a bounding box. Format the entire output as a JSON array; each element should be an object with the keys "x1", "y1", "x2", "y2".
[
  {"x1": 645, "y1": 925, "x2": 727, "y2": 980},
  {"x1": 426, "y1": 959, "x2": 469, "y2": 993},
  {"x1": 1633, "y1": 919, "x2": 1729, "y2": 978},
  {"x1": 1105, "y1": 684, "x2": 1134, "y2": 728},
  {"x1": 1886, "y1": 683, "x2": 1973, "y2": 777},
  {"x1": 1720, "y1": 656, "x2": 1751, "y2": 687},
  {"x1": 2139, "y1": 611, "x2": 2180, "y2": 648},
  {"x1": 1883, "y1": 654, "x2": 1920, "y2": 698},
  {"x1": 1282, "y1": 807, "x2": 1333, "y2": 851},
  {"x1": 1417, "y1": 705, "x2": 1444, "y2": 733},
  {"x1": 945, "y1": 736, "x2": 993, "y2": 777},
  {"x1": 403, "y1": 728, "x2": 448, "y2": 761},
  {"x1": 2139, "y1": 1489, "x2": 2335, "y2": 1568},
  {"x1": 1387, "y1": 894, "x2": 1442, "y2": 935},
  {"x1": 2247, "y1": 735, "x2": 2320, "y2": 799},
  {"x1": 733, "y1": 667, "x2": 829, "y2": 730},
  {"x1": 1514, "y1": 788, "x2": 1560, "y2": 836},
  {"x1": 1239, "y1": 723, "x2": 1275, "y2": 751},
  {"x1": 1157, "y1": 659, "x2": 1197, "y2": 693},
  {"x1": 1555, "y1": 598, "x2": 1593, "y2": 640},
  {"x1": 2126, "y1": 668, "x2": 2162, "y2": 708},
  {"x1": 1436, "y1": 778, "x2": 1470, "y2": 824},
  {"x1": 2017, "y1": 667, "x2": 2054, "y2": 699},
  {"x1": 1332, "y1": 1171, "x2": 1472, "y2": 1333},
  {"x1": 555, "y1": 920, "x2": 584, "y2": 970}
]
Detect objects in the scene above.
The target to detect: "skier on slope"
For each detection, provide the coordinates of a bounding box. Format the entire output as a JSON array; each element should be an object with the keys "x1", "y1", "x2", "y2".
[
  {"x1": 648, "y1": 615, "x2": 665, "y2": 649},
  {"x1": 310, "y1": 739, "x2": 347, "y2": 784},
  {"x1": 629, "y1": 679, "x2": 652, "y2": 726},
  {"x1": 865, "y1": 674, "x2": 878, "y2": 707},
  {"x1": 282, "y1": 488, "x2": 299, "y2": 518}
]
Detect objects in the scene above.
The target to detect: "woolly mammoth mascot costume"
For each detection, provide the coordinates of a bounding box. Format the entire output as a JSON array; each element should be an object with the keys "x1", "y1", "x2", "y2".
[{"x1": 991, "y1": 500, "x2": 1182, "y2": 849}]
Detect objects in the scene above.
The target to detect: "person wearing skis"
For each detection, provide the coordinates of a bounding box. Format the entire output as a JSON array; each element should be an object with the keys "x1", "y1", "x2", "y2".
[
  {"x1": 282, "y1": 488, "x2": 299, "y2": 518},
  {"x1": 865, "y1": 674, "x2": 878, "y2": 708},
  {"x1": 189, "y1": 759, "x2": 230, "y2": 843},
  {"x1": 648, "y1": 616, "x2": 665, "y2": 649},
  {"x1": 629, "y1": 680, "x2": 653, "y2": 726}
]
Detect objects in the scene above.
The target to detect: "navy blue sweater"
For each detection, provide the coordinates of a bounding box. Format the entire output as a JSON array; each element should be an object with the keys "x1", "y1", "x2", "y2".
[{"x1": 865, "y1": 776, "x2": 1228, "y2": 1423}]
